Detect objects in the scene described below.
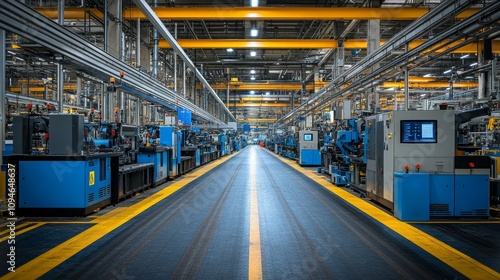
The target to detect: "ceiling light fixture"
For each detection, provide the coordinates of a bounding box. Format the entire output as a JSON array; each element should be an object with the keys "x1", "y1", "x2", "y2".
[
  {"x1": 251, "y1": 0, "x2": 259, "y2": 7},
  {"x1": 250, "y1": 70, "x2": 256, "y2": 74},
  {"x1": 250, "y1": 90, "x2": 255, "y2": 94},
  {"x1": 227, "y1": 48, "x2": 234, "y2": 52},
  {"x1": 250, "y1": 28, "x2": 258, "y2": 37},
  {"x1": 460, "y1": 54, "x2": 470, "y2": 59},
  {"x1": 250, "y1": 51, "x2": 257, "y2": 57},
  {"x1": 470, "y1": 62, "x2": 478, "y2": 67},
  {"x1": 423, "y1": 74, "x2": 433, "y2": 77},
  {"x1": 251, "y1": 76, "x2": 256, "y2": 80},
  {"x1": 443, "y1": 69, "x2": 452, "y2": 74}
]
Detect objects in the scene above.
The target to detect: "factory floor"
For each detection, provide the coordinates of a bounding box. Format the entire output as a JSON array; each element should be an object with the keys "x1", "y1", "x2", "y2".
[{"x1": 1, "y1": 145, "x2": 500, "y2": 279}]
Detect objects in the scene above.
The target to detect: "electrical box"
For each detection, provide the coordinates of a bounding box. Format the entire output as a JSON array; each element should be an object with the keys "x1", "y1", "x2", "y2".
[{"x1": 49, "y1": 114, "x2": 84, "y2": 155}]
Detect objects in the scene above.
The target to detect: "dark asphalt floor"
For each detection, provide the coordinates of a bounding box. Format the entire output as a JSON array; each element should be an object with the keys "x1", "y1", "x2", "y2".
[{"x1": 2, "y1": 146, "x2": 471, "y2": 279}]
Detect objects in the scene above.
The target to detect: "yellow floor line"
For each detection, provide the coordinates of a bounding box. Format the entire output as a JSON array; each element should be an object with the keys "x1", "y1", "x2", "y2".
[
  {"x1": 0, "y1": 223, "x2": 46, "y2": 243},
  {"x1": 270, "y1": 151, "x2": 500, "y2": 280},
  {"x1": 249, "y1": 150, "x2": 262, "y2": 280},
  {"x1": 1, "y1": 153, "x2": 237, "y2": 280},
  {"x1": 0, "y1": 222, "x2": 36, "y2": 236}
]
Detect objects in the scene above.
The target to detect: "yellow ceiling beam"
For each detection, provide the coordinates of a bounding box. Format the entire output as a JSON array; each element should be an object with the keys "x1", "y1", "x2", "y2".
[
  {"x1": 161, "y1": 39, "x2": 500, "y2": 53},
  {"x1": 35, "y1": 8, "x2": 103, "y2": 19},
  {"x1": 381, "y1": 82, "x2": 478, "y2": 88},
  {"x1": 7, "y1": 85, "x2": 78, "y2": 92},
  {"x1": 241, "y1": 97, "x2": 288, "y2": 101},
  {"x1": 204, "y1": 77, "x2": 458, "y2": 91},
  {"x1": 173, "y1": 39, "x2": 338, "y2": 49},
  {"x1": 207, "y1": 83, "x2": 323, "y2": 91},
  {"x1": 122, "y1": 7, "x2": 478, "y2": 21},
  {"x1": 231, "y1": 103, "x2": 288, "y2": 107},
  {"x1": 237, "y1": 118, "x2": 278, "y2": 122}
]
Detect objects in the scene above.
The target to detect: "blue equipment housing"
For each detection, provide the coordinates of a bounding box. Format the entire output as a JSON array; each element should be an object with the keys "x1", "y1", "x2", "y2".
[
  {"x1": 9, "y1": 153, "x2": 119, "y2": 216},
  {"x1": 137, "y1": 146, "x2": 170, "y2": 186}
]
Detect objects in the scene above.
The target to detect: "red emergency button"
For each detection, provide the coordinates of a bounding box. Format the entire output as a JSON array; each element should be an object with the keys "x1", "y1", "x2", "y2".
[
  {"x1": 469, "y1": 162, "x2": 475, "y2": 168},
  {"x1": 415, "y1": 163, "x2": 421, "y2": 170}
]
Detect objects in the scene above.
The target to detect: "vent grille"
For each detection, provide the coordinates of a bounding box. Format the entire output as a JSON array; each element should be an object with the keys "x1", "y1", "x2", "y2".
[
  {"x1": 98, "y1": 185, "x2": 111, "y2": 198},
  {"x1": 88, "y1": 193, "x2": 94, "y2": 203},
  {"x1": 430, "y1": 204, "x2": 451, "y2": 216},
  {"x1": 459, "y1": 209, "x2": 488, "y2": 217}
]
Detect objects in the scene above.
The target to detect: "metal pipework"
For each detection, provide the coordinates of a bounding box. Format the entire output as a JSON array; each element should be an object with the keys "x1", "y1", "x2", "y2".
[{"x1": 132, "y1": 0, "x2": 235, "y2": 121}]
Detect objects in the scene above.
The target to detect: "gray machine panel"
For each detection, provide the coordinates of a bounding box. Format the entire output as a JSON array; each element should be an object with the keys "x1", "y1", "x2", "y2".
[
  {"x1": 367, "y1": 110, "x2": 456, "y2": 208},
  {"x1": 299, "y1": 131, "x2": 318, "y2": 150},
  {"x1": 49, "y1": 114, "x2": 84, "y2": 155}
]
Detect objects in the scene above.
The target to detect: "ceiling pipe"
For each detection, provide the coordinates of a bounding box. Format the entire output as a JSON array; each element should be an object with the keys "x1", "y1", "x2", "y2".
[{"x1": 132, "y1": 0, "x2": 235, "y2": 121}]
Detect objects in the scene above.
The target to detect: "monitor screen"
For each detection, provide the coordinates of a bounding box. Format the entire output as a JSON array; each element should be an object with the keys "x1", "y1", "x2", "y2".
[
  {"x1": 304, "y1": 133, "x2": 313, "y2": 141},
  {"x1": 400, "y1": 120, "x2": 438, "y2": 143}
]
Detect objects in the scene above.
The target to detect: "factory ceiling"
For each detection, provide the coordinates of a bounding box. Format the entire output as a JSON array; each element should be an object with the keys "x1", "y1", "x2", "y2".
[{"x1": 2, "y1": 0, "x2": 500, "y2": 127}]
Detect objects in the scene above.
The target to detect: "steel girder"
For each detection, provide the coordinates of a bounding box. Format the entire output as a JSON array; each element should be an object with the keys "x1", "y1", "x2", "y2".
[
  {"x1": 276, "y1": 0, "x2": 499, "y2": 127},
  {"x1": 132, "y1": 0, "x2": 235, "y2": 122},
  {"x1": 0, "y1": 1, "x2": 229, "y2": 124}
]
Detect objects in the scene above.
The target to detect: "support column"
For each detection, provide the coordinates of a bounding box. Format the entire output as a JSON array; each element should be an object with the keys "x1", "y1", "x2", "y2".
[
  {"x1": 403, "y1": 44, "x2": 409, "y2": 111},
  {"x1": 477, "y1": 40, "x2": 485, "y2": 99},
  {"x1": 367, "y1": 19, "x2": 380, "y2": 113},
  {"x1": 0, "y1": 29, "x2": 5, "y2": 165},
  {"x1": 136, "y1": 98, "x2": 141, "y2": 125},
  {"x1": 226, "y1": 68, "x2": 230, "y2": 108},
  {"x1": 109, "y1": 90, "x2": 115, "y2": 122},
  {"x1": 173, "y1": 23, "x2": 178, "y2": 92},
  {"x1": 57, "y1": 0, "x2": 64, "y2": 113},
  {"x1": 183, "y1": 61, "x2": 186, "y2": 98},
  {"x1": 336, "y1": 44, "x2": 345, "y2": 78},
  {"x1": 152, "y1": 0, "x2": 158, "y2": 76},
  {"x1": 107, "y1": 0, "x2": 122, "y2": 59},
  {"x1": 120, "y1": 91, "x2": 125, "y2": 123},
  {"x1": 136, "y1": 19, "x2": 140, "y2": 68},
  {"x1": 77, "y1": 77, "x2": 82, "y2": 107},
  {"x1": 314, "y1": 68, "x2": 321, "y2": 94},
  {"x1": 140, "y1": 23, "x2": 150, "y2": 69}
]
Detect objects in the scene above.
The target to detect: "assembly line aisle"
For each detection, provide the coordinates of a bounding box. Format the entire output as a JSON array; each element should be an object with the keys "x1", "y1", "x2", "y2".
[{"x1": 1, "y1": 145, "x2": 500, "y2": 279}]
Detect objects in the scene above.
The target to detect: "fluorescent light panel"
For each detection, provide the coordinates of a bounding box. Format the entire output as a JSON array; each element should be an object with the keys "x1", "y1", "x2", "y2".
[
  {"x1": 251, "y1": 0, "x2": 258, "y2": 7},
  {"x1": 250, "y1": 28, "x2": 258, "y2": 37}
]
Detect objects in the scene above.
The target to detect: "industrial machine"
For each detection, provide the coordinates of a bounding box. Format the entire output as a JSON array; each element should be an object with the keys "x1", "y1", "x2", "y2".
[
  {"x1": 298, "y1": 130, "x2": 321, "y2": 166},
  {"x1": 9, "y1": 113, "x2": 120, "y2": 216},
  {"x1": 365, "y1": 108, "x2": 490, "y2": 220}
]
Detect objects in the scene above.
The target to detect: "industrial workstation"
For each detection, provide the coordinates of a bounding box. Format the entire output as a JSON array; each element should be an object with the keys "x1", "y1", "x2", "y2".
[{"x1": 0, "y1": 0, "x2": 499, "y2": 279}]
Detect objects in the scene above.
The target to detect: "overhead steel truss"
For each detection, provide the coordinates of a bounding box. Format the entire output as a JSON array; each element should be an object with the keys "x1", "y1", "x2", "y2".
[
  {"x1": 276, "y1": 0, "x2": 500, "y2": 127},
  {"x1": 0, "y1": 1, "x2": 234, "y2": 125}
]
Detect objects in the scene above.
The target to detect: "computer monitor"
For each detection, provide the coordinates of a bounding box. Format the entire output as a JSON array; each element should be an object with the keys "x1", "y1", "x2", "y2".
[
  {"x1": 303, "y1": 133, "x2": 313, "y2": 141},
  {"x1": 400, "y1": 120, "x2": 438, "y2": 143}
]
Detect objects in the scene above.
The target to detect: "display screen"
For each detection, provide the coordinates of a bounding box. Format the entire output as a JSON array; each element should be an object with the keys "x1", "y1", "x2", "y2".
[
  {"x1": 304, "y1": 133, "x2": 313, "y2": 141},
  {"x1": 400, "y1": 120, "x2": 438, "y2": 143}
]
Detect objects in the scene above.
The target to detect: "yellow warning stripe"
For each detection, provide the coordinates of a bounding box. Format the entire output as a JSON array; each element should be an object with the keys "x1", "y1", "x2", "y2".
[
  {"x1": 0, "y1": 222, "x2": 35, "y2": 236},
  {"x1": 0, "y1": 153, "x2": 237, "y2": 280},
  {"x1": 249, "y1": 149, "x2": 262, "y2": 280},
  {"x1": 272, "y1": 153, "x2": 500, "y2": 280},
  {"x1": 0, "y1": 223, "x2": 45, "y2": 243}
]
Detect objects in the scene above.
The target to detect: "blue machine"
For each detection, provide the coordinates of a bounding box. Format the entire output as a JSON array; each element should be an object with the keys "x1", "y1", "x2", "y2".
[
  {"x1": 219, "y1": 133, "x2": 227, "y2": 156},
  {"x1": 453, "y1": 156, "x2": 490, "y2": 217},
  {"x1": 330, "y1": 119, "x2": 363, "y2": 185},
  {"x1": 10, "y1": 154, "x2": 118, "y2": 216},
  {"x1": 283, "y1": 135, "x2": 298, "y2": 159},
  {"x1": 394, "y1": 172, "x2": 430, "y2": 221},
  {"x1": 160, "y1": 126, "x2": 181, "y2": 177},
  {"x1": 137, "y1": 147, "x2": 169, "y2": 186},
  {"x1": 299, "y1": 130, "x2": 321, "y2": 166}
]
